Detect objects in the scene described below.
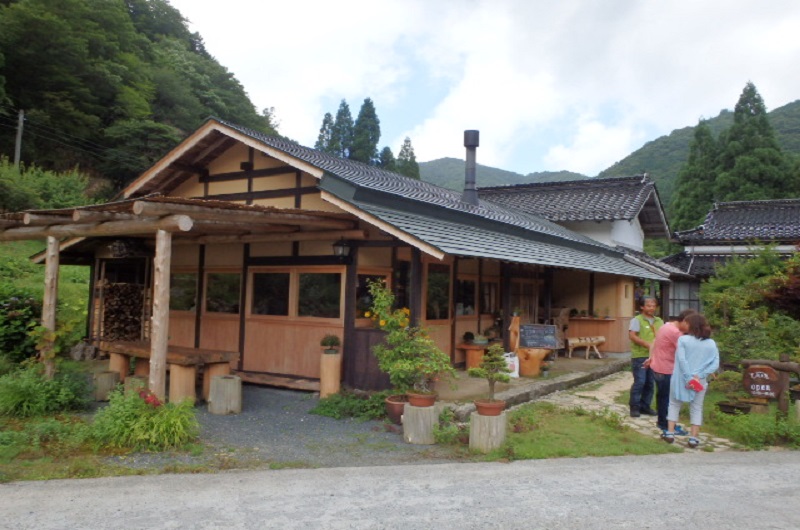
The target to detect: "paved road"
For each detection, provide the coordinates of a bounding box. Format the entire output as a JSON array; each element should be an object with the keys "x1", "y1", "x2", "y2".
[{"x1": 3, "y1": 451, "x2": 799, "y2": 529}]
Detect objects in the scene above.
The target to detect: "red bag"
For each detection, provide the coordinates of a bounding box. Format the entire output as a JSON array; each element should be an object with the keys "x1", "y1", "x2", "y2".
[{"x1": 686, "y1": 378, "x2": 704, "y2": 392}]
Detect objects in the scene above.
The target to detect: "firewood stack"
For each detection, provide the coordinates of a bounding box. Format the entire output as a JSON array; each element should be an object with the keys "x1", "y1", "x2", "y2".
[{"x1": 102, "y1": 283, "x2": 144, "y2": 340}]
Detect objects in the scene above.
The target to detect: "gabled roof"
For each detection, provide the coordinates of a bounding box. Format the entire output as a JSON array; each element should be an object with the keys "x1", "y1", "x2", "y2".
[
  {"x1": 661, "y1": 252, "x2": 733, "y2": 278},
  {"x1": 117, "y1": 118, "x2": 666, "y2": 280},
  {"x1": 675, "y1": 198, "x2": 800, "y2": 244},
  {"x1": 478, "y1": 175, "x2": 670, "y2": 237},
  {"x1": 616, "y1": 246, "x2": 694, "y2": 279}
]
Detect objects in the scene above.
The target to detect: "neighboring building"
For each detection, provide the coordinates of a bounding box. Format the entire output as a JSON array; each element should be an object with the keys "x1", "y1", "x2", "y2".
[
  {"x1": 662, "y1": 198, "x2": 800, "y2": 314},
  {"x1": 0, "y1": 119, "x2": 668, "y2": 393}
]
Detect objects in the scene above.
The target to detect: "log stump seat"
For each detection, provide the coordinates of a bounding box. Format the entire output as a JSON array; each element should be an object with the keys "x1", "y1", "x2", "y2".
[{"x1": 99, "y1": 340, "x2": 240, "y2": 403}]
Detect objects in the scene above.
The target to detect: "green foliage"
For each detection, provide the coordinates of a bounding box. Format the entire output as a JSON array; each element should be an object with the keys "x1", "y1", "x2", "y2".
[
  {"x1": 329, "y1": 99, "x2": 354, "y2": 159},
  {"x1": 467, "y1": 343, "x2": 511, "y2": 401},
  {"x1": 378, "y1": 146, "x2": 396, "y2": 171},
  {"x1": 350, "y1": 98, "x2": 381, "y2": 164},
  {"x1": 320, "y1": 334, "x2": 341, "y2": 348},
  {"x1": 709, "y1": 402, "x2": 800, "y2": 449},
  {"x1": 763, "y1": 253, "x2": 800, "y2": 319},
  {"x1": 309, "y1": 390, "x2": 389, "y2": 421},
  {"x1": 396, "y1": 137, "x2": 420, "y2": 179},
  {"x1": 91, "y1": 389, "x2": 199, "y2": 451},
  {"x1": 701, "y1": 249, "x2": 800, "y2": 364},
  {"x1": 0, "y1": 360, "x2": 90, "y2": 417},
  {"x1": 314, "y1": 112, "x2": 334, "y2": 153},
  {"x1": 0, "y1": 285, "x2": 42, "y2": 363},
  {"x1": 670, "y1": 121, "x2": 719, "y2": 231},
  {"x1": 433, "y1": 407, "x2": 469, "y2": 445},
  {"x1": 709, "y1": 370, "x2": 745, "y2": 398},
  {"x1": 367, "y1": 280, "x2": 455, "y2": 393}
]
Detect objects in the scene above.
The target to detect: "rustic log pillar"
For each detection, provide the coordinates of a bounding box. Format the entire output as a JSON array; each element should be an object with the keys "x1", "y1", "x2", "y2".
[
  {"x1": 402, "y1": 404, "x2": 437, "y2": 445},
  {"x1": 469, "y1": 411, "x2": 507, "y2": 453},
  {"x1": 202, "y1": 362, "x2": 231, "y2": 401},
  {"x1": 40, "y1": 236, "x2": 59, "y2": 378},
  {"x1": 149, "y1": 229, "x2": 172, "y2": 400},
  {"x1": 319, "y1": 352, "x2": 342, "y2": 398},
  {"x1": 133, "y1": 358, "x2": 151, "y2": 377},
  {"x1": 93, "y1": 370, "x2": 120, "y2": 401},
  {"x1": 168, "y1": 364, "x2": 196, "y2": 403},
  {"x1": 108, "y1": 352, "x2": 130, "y2": 383},
  {"x1": 208, "y1": 375, "x2": 242, "y2": 415}
]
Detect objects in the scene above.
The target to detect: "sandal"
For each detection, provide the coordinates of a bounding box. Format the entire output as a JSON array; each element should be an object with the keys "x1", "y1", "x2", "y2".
[
  {"x1": 661, "y1": 432, "x2": 675, "y2": 444},
  {"x1": 687, "y1": 437, "x2": 699, "y2": 448},
  {"x1": 674, "y1": 425, "x2": 688, "y2": 436}
]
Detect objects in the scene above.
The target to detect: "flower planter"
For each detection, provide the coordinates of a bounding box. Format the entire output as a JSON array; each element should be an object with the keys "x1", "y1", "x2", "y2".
[
  {"x1": 474, "y1": 399, "x2": 506, "y2": 416},
  {"x1": 385, "y1": 394, "x2": 408, "y2": 424},
  {"x1": 407, "y1": 392, "x2": 437, "y2": 407},
  {"x1": 716, "y1": 401, "x2": 752, "y2": 415}
]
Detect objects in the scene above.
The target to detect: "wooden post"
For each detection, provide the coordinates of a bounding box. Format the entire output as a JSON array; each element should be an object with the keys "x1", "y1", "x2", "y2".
[
  {"x1": 402, "y1": 404, "x2": 437, "y2": 445},
  {"x1": 168, "y1": 364, "x2": 196, "y2": 403},
  {"x1": 320, "y1": 352, "x2": 342, "y2": 398},
  {"x1": 208, "y1": 375, "x2": 242, "y2": 414},
  {"x1": 202, "y1": 362, "x2": 231, "y2": 401},
  {"x1": 470, "y1": 411, "x2": 507, "y2": 453},
  {"x1": 149, "y1": 229, "x2": 172, "y2": 400},
  {"x1": 40, "y1": 236, "x2": 59, "y2": 379},
  {"x1": 108, "y1": 353, "x2": 130, "y2": 383},
  {"x1": 94, "y1": 371, "x2": 120, "y2": 401}
]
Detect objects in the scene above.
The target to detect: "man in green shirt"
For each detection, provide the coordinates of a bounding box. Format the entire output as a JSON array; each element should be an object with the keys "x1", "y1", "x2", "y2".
[{"x1": 628, "y1": 297, "x2": 662, "y2": 417}]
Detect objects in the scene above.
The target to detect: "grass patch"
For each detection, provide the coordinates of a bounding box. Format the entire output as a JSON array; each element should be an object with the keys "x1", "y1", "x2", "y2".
[{"x1": 486, "y1": 402, "x2": 682, "y2": 461}]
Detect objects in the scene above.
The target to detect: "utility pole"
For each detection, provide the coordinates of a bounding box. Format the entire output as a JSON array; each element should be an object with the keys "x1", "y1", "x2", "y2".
[{"x1": 14, "y1": 109, "x2": 24, "y2": 168}]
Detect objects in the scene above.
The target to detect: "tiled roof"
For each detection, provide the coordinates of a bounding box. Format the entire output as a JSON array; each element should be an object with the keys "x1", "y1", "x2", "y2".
[
  {"x1": 675, "y1": 198, "x2": 800, "y2": 244},
  {"x1": 616, "y1": 246, "x2": 693, "y2": 278},
  {"x1": 478, "y1": 175, "x2": 657, "y2": 222},
  {"x1": 661, "y1": 252, "x2": 732, "y2": 278}
]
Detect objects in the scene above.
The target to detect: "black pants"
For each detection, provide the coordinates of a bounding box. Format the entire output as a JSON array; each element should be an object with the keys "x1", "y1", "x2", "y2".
[
  {"x1": 630, "y1": 357, "x2": 654, "y2": 412},
  {"x1": 652, "y1": 371, "x2": 671, "y2": 430}
]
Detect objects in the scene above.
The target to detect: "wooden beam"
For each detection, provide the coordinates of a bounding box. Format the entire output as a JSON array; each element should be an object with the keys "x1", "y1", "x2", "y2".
[
  {"x1": 23, "y1": 213, "x2": 74, "y2": 226},
  {"x1": 149, "y1": 229, "x2": 172, "y2": 400},
  {"x1": 199, "y1": 165, "x2": 295, "y2": 183},
  {"x1": 40, "y1": 236, "x2": 59, "y2": 378},
  {"x1": 132, "y1": 200, "x2": 354, "y2": 229},
  {"x1": 199, "y1": 186, "x2": 318, "y2": 203},
  {"x1": 173, "y1": 229, "x2": 367, "y2": 246},
  {"x1": 0, "y1": 219, "x2": 20, "y2": 228},
  {"x1": 0, "y1": 215, "x2": 193, "y2": 241},
  {"x1": 72, "y1": 210, "x2": 142, "y2": 223}
]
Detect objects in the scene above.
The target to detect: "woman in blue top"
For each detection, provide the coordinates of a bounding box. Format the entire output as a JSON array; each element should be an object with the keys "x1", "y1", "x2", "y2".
[{"x1": 662, "y1": 313, "x2": 719, "y2": 448}]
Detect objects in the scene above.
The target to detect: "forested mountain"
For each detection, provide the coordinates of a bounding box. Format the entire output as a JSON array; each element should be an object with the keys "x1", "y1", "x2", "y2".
[
  {"x1": 419, "y1": 158, "x2": 586, "y2": 190},
  {"x1": 0, "y1": 0, "x2": 276, "y2": 191}
]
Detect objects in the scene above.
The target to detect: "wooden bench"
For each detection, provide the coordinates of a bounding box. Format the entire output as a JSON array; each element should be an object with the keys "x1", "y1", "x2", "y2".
[
  {"x1": 99, "y1": 340, "x2": 240, "y2": 403},
  {"x1": 566, "y1": 336, "x2": 606, "y2": 359}
]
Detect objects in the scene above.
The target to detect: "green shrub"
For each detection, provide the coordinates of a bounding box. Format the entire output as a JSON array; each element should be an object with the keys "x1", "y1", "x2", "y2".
[
  {"x1": 709, "y1": 371, "x2": 746, "y2": 398},
  {"x1": 0, "y1": 361, "x2": 90, "y2": 417},
  {"x1": 310, "y1": 390, "x2": 389, "y2": 420},
  {"x1": 711, "y1": 410, "x2": 800, "y2": 449},
  {"x1": 433, "y1": 407, "x2": 469, "y2": 445},
  {"x1": 91, "y1": 389, "x2": 199, "y2": 451},
  {"x1": 0, "y1": 286, "x2": 42, "y2": 363}
]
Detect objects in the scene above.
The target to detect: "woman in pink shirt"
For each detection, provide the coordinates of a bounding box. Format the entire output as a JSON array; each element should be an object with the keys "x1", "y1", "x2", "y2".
[{"x1": 646, "y1": 309, "x2": 695, "y2": 432}]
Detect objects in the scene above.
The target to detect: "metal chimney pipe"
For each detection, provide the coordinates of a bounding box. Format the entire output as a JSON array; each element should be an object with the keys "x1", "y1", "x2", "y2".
[{"x1": 462, "y1": 130, "x2": 479, "y2": 206}]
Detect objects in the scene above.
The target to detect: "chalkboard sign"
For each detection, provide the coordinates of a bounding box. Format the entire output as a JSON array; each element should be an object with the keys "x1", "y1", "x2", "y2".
[{"x1": 518, "y1": 324, "x2": 558, "y2": 349}]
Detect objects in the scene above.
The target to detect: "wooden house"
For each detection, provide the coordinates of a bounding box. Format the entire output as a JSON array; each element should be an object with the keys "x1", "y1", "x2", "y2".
[{"x1": 0, "y1": 119, "x2": 670, "y2": 397}]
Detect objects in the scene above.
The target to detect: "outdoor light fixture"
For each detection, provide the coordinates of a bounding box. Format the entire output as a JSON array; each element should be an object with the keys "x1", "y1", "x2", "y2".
[{"x1": 332, "y1": 238, "x2": 350, "y2": 257}]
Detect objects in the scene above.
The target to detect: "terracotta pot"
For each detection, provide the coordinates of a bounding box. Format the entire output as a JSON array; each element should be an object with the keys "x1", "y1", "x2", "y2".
[
  {"x1": 385, "y1": 394, "x2": 408, "y2": 425},
  {"x1": 407, "y1": 392, "x2": 437, "y2": 407},
  {"x1": 474, "y1": 399, "x2": 506, "y2": 416}
]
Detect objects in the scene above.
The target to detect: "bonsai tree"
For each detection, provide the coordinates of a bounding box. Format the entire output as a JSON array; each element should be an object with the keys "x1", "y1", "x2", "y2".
[
  {"x1": 320, "y1": 334, "x2": 340, "y2": 353},
  {"x1": 468, "y1": 343, "x2": 511, "y2": 401},
  {"x1": 368, "y1": 280, "x2": 455, "y2": 393}
]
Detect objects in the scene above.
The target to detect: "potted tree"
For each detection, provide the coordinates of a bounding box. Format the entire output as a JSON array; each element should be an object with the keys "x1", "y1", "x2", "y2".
[
  {"x1": 320, "y1": 334, "x2": 340, "y2": 354},
  {"x1": 468, "y1": 343, "x2": 511, "y2": 416},
  {"x1": 368, "y1": 280, "x2": 455, "y2": 409}
]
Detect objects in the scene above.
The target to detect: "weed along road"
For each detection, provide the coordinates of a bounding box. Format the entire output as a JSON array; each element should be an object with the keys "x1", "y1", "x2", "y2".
[{"x1": 3, "y1": 451, "x2": 800, "y2": 529}]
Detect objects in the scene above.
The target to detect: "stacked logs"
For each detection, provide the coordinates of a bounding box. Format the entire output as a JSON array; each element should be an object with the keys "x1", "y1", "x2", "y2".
[{"x1": 102, "y1": 283, "x2": 144, "y2": 340}]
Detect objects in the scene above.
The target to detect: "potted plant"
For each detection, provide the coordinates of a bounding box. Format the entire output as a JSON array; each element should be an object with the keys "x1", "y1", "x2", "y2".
[
  {"x1": 468, "y1": 343, "x2": 511, "y2": 416},
  {"x1": 368, "y1": 280, "x2": 456, "y2": 408},
  {"x1": 320, "y1": 334, "x2": 340, "y2": 354}
]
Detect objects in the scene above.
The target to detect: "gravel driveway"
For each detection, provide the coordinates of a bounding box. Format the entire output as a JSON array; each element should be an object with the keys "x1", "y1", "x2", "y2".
[{"x1": 106, "y1": 384, "x2": 463, "y2": 471}]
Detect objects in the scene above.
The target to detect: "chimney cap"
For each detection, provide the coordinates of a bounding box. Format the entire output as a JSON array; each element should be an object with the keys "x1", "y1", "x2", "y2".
[{"x1": 464, "y1": 130, "x2": 479, "y2": 148}]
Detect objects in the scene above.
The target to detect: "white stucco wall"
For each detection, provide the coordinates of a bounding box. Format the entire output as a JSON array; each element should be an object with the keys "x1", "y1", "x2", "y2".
[{"x1": 559, "y1": 219, "x2": 644, "y2": 250}]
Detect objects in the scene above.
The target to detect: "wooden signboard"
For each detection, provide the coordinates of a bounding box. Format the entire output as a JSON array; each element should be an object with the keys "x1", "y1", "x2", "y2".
[
  {"x1": 518, "y1": 324, "x2": 558, "y2": 350},
  {"x1": 743, "y1": 365, "x2": 783, "y2": 399}
]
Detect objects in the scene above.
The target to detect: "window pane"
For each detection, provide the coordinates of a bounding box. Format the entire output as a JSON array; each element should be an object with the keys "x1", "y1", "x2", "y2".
[
  {"x1": 454, "y1": 279, "x2": 476, "y2": 315},
  {"x1": 426, "y1": 264, "x2": 450, "y2": 320},
  {"x1": 356, "y1": 274, "x2": 386, "y2": 317},
  {"x1": 480, "y1": 282, "x2": 499, "y2": 315},
  {"x1": 252, "y1": 273, "x2": 290, "y2": 316},
  {"x1": 206, "y1": 273, "x2": 240, "y2": 314},
  {"x1": 298, "y1": 273, "x2": 341, "y2": 318},
  {"x1": 170, "y1": 273, "x2": 197, "y2": 311}
]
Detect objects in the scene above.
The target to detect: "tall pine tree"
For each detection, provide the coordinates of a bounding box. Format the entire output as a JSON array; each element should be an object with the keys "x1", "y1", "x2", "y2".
[
  {"x1": 314, "y1": 112, "x2": 334, "y2": 153},
  {"x1": 350, "y1": 98, "x2": 381, "y2": 164},
  {"x1": 670, "y1": 121, "x2": 719, "y2": 231},
  {"x1": 329, "y1": 99, "x2": 354, "y2": 159},
  {"x1": 714, "y1": 82, "x2": 789, "y2": 202},
  {"x1": 396, "y1": 137, "x2": 420, "y2": 179}
]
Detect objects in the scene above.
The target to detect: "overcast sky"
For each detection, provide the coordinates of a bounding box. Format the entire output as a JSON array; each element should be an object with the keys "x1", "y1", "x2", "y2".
[{"x1": 168, "y1": 0, "x2": 800, "y2": 177}]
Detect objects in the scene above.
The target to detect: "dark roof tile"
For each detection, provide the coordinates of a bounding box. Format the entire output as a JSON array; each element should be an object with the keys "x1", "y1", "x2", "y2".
[{"x1": 675, "y1": 199, "x2": 800, "y2": 243}]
